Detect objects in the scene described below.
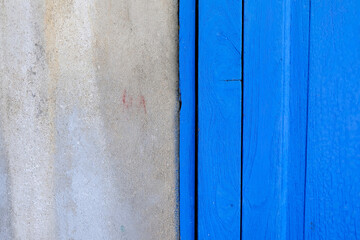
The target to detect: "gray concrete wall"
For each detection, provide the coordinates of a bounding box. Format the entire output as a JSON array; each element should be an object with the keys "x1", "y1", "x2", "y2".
[{"x1": 0, "y1": 0, "x2": 178, "y2": 239}]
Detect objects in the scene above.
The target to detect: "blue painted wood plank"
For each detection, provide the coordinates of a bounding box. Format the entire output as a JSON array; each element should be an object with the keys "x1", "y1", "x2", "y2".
[
  {"x1": 243, "y1": 0, "x2": 310, "y2": 239},
  {"x1": 304, "y1": 1, "x2": 360, "y2": 239},
  {"x1": 179, "y1": 0, "x2": 196, "y2": 239},
  {"x1": 198, "y1": 0, "x2": 241, "y2": 238}
]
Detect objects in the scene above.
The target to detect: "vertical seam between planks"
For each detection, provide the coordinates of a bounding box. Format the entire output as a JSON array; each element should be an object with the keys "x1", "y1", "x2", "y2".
[
  {"x1": 303, "y1": 0, "x2": 312, "y2": 239},
  {"x1": 195, "y1": 0, "x2": 199, "y2": 238},
  {"x1": 240, "y1": 0, "x2": 245, "y2": 239}
]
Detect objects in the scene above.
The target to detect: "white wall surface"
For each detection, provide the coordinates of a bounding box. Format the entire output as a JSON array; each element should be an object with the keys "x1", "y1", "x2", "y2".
[{"x1": 0, "y1": 0, "x2": 178, "y2": 239}]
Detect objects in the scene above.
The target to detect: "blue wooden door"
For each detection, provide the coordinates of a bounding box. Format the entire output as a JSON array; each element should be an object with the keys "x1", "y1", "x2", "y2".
[
  {"x1": 180, "y1": 0, "x2": 360, "y2": 239},
  {"x1": 304, "y1": 1, "x2": 360, "y2": 239},
  {"x1": 243, "y1": 0, "x2": 360, "y2": 239},
  {"x1": 198, "y1": 0, "x2": 242, "y2": 239},
  {"x1": 243, "y1": 0, "x2": 309, "y2": 238}
]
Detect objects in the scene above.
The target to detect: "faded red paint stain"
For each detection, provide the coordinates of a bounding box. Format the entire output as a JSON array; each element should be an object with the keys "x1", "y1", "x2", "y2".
[
  {"x1": 122, "y1": 90, "x2": 133, "y2": 108},
  {"x1": 122, "y1": 90, "x2": 127, "y2": 105},
  {"x1": 121, "y1": 89, "x2": 146, "y2": 114},
  {"x1": 139, "y1": 95, "x2": 147, "y2": 114}
]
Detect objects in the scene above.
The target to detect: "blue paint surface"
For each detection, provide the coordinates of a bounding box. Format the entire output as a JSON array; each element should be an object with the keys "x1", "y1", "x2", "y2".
[
  {"x1": 198, "y1": 0, "x2": 242, "y2": 238},
  {"x1": 243, "y1": 0, "x2": 309, "y2": 239},
  {"x1": 305, "y1": 1, "x2": 360, "y2": 239},
  {"x1": 180, "y1": 0, "x2": 360, "y2": 238},
  {"x1": 179, "y1": 0, "x2": 196, "y2": 239}
]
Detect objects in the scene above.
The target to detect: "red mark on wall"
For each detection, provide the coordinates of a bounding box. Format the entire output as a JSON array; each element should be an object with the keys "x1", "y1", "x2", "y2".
[
  {"x1": 121, "y1": 89, "x2": 147, "y2": 114},
  {"x1": 122, "y1": 90, "x2": 133, "y2": 109},
  {"x1": 122, "y1": 90, "x2": 127, "y2": 105},
  {"x1": 139, "y1": 95, "x2": 147, "y2": 114}
]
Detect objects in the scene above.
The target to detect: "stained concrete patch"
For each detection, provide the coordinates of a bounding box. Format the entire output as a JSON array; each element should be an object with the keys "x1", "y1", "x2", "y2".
[{"x1": 0, "y1": 0, "x2": 178, "y2": 239}]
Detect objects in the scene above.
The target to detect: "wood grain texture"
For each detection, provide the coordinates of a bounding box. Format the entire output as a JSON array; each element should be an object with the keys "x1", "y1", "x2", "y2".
[
  {"x1": 304, "y1": 1, "x2": 360, "y2": 239},
  {"x1": 198, "y1": 0, "x2": 241, "y2": 238},
  {"x1": 179, "y1": 0, "x2": 196, "y2": 238},
  {"x1": 243, "y1": 0, "x2": 309, "y2": 239}
]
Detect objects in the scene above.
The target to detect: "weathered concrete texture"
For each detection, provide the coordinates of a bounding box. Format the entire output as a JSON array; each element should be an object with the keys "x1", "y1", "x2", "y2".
[{"x1": 0, "y1": 0, "x2": 178, "y2": 239}]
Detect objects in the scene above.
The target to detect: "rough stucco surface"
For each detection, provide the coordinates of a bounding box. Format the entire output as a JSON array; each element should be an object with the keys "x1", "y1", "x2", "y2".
[{"x1": 0, "y1": 0, "x2": 178, "y2": 239}]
